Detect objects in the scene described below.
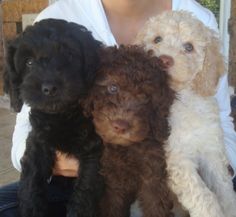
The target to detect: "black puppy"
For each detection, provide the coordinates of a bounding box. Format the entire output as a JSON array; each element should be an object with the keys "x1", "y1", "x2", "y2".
[{"x1": 4, "y1": 19, "x2": 104, "y2": 217}]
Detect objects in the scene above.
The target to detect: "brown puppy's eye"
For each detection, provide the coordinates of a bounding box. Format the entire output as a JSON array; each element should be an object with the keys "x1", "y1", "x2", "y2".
[
  {"x1": 153, "y1": 36, "x2": 163, "y2": 44},
  {"x1": 80, "y1": 129, "x2": 88, "y2": 139},
  {"x1": 26, "y1": 58, "x2": 34, "y2": 67},
  {"x1": 183, "y1": 42, "x2": 194, "y2": 53},
  {"x1": 107, "y1": 84, "x2": 119, "y2": 94}
]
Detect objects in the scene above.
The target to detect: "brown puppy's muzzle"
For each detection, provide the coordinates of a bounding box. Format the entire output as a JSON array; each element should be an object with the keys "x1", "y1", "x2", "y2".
[{"x1": 111, "y1": 119, "x2": 130, "y2": 134}]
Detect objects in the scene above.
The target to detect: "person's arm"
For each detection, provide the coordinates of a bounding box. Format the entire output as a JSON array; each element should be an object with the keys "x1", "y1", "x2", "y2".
[
  {"x1": 216, "y1": 74, "x2": 236, "y2": 176},
  {"x1": 205, "y1": 8, "x2": 236, "y2": 175},
  {"x1": 11, "y1": 104, "x2": 31, "y2": 171}
]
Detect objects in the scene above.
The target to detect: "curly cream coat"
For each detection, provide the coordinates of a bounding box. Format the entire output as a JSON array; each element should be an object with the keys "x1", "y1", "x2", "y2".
[{"x1": 134, "y1": 11, "x2": 236, "y2": 217}]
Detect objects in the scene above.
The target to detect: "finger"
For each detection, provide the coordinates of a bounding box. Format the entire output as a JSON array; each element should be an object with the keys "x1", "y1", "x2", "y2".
[
  {"x1": 56, "y1": 155, "x2": 79, "y2": 170},
  {"x1": 52, "y1": 168, "x2": 78, "y2": 177}
]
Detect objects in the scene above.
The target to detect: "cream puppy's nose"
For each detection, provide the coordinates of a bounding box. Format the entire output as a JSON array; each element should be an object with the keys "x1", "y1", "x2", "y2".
[{"x1": 159, "y1": 55, "x2": 174, "y2": 68}]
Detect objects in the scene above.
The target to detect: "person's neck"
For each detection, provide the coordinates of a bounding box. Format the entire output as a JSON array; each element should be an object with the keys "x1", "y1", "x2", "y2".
[
  {"x1": 102, "y1": 0, "x2": 171, "y2": 18},
  {"x1": 101, "y1": 0, "x2": 172, "y2": 45}
]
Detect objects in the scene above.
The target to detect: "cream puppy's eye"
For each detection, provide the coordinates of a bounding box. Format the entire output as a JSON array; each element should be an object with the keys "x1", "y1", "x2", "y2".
[
  {"x1": 183, "y1": 42, "x2": 194, "y2": 53},
  {"x1": 26, "y1": 58, "x2": 34, "y2": 67},
  {"x1": 107, "y1": 84, "x2": 119, "y2": 94},
  {"x1": 153, "y1": 36, "x2": 163, "y2": 44}
]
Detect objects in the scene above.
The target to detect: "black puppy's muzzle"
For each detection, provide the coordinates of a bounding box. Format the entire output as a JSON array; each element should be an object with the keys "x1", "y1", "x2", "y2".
[{"x1": 41, "y1": 83, "x2": 58, "y2": 96}]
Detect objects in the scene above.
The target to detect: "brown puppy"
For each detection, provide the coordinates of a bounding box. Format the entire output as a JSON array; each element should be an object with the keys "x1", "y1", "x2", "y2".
[{"x1": 84, "y1": 45, "x2": 175, "y2": 217}]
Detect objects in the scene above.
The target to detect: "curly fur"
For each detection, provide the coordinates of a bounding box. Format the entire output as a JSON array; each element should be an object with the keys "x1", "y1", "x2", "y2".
[
  {"x1": 83, "y1": 45, "x2": 175, "y2": 217},
  {"x1": 134, "y1": 11, "x2": 236, "y2": 217},
  {"x1": 3, "y1": 19, "x2": 104, "y2": 217}
]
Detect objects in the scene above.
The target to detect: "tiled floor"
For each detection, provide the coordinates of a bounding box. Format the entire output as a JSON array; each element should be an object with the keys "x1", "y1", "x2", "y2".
[{"x1": 0, "y1": 107, "x2": 19, "y2": 186}]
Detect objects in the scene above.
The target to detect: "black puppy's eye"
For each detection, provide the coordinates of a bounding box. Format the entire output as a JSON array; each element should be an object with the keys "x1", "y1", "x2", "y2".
[
  {"x1": 107, "y1": 84, "x2": 119, "y2": 94},
  {"x1": 183, "y1": 42, "x2": 194, "y2": 53},
  {"x1": 26, "y1": 58, "x2": 34, "y2": 67},
  {"x1": 153, "y1": 36, "x2": 163, "y2": 44}
]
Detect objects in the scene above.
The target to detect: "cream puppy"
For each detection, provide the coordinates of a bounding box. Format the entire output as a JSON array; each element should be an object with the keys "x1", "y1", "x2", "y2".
[{"x1": 134, "y1": 11, "x2": 236, "y2": 217}]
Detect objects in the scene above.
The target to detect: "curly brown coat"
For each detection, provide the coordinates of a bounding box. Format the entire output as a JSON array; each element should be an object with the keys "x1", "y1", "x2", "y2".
[{"x1": 84, "y1": 45, "x2": 176, "y2": 217}]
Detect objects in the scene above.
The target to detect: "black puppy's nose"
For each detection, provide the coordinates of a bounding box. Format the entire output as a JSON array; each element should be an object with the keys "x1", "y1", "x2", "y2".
[{"x1": 41, "y1": 84, "x2": 58, "y2": 96}]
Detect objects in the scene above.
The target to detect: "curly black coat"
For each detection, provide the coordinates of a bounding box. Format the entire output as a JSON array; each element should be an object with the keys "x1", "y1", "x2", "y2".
[{"x1": 3, "y1": 19, "x2": 104, "y2": 217}]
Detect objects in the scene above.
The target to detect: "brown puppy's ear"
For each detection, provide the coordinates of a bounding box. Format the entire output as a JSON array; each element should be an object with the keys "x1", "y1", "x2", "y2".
[
  {"x1": 192, "y1": 35, "x2": 226, "y2": 96},
  {"x1": 147, "y1": 57, "x2": 176, "y2": 142},
  {"x1": 151, "y1": 80, "x2": 175, "y2": 142},
  {"x1": 3, "y1": 38, "x2": 23, "y2": 112}
]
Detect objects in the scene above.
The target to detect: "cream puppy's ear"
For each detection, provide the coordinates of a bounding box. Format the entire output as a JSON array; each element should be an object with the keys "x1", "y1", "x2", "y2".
[{"x1": 192, "y1": 35, "x2": 226, "y2": 96}]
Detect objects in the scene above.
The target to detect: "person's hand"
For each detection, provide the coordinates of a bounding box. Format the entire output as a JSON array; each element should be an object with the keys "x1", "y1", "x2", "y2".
[{"x1": 53, "y1": 151, "x2": 79, "y2": 177}]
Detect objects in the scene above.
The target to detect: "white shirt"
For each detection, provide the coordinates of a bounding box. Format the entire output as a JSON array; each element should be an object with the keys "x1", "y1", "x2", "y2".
[{"x1": 12, "y1": 0, "x2": 236, "y2": 177}]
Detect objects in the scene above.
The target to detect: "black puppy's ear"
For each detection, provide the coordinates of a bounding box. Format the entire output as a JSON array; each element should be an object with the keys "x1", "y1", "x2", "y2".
[
  {"x1": 81, "y1": 40, "x2": 102, "y2": 87},
  {"x1": 66, "y1": 23, "x2": 102, "y2": 87},
  {"x1": 3, "y1": 38, "x2": 23, "y2": 112},
  {"x1": 77, "y1": 26, "x2": 102, "y2": 87}
]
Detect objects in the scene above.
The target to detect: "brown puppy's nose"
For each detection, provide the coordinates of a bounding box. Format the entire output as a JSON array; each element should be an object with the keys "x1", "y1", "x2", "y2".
[
  {"x1": 159, "y1": 55, "x2": 174, "y2": 68},
  {"x1": 111, "y1": 120, "x2": 130, "y2": 134}
]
